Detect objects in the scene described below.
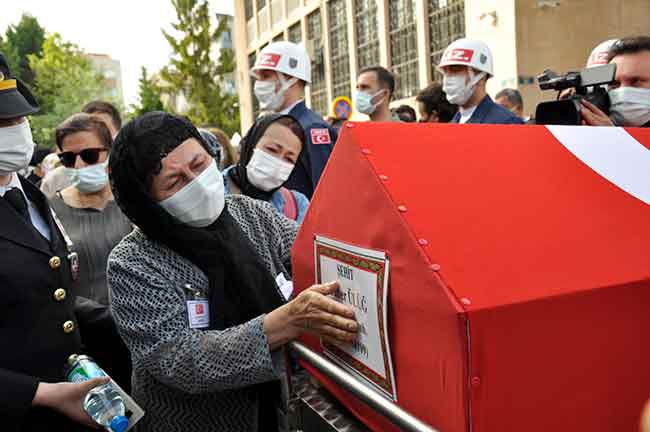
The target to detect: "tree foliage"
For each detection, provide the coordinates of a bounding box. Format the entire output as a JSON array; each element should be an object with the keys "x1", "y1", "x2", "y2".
[
  {"x1": 162, "y1": 0, "x2": 239, "y2": 135},
  {"x1": 28, "y1": 34, "x2": 113, "y2": 147},
  {"x1": 131, "y1": 66, "x2": 165, "y2": 117},
  {"x1": 0, "y1": 13, "x2": 45, "y2": 87}
]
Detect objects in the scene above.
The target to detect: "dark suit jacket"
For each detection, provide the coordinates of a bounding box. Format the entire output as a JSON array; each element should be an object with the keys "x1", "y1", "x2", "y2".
[
  {"x1": 451, "y1": 95, "x2": 525, "y2": 125},
  {"x1": 284, "y1": 101, "x2": 338, "y2": 198},
  {"x1": 0, "y1": 176, "x2": 88, "y2": 432}
]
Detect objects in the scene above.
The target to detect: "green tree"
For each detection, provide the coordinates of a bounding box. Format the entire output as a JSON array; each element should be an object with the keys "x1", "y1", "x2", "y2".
[
  {"x1": 162, "y1": 0, "x2": 240, "y2": 134},
  {"x1": 0, "y1": 14, "x2": 45, "y2": 87},
  {"x1": 28, "y1": 34, "x2": 113, "y2": 147},
  {"x1": 131, "y1": 66, "x2": 165, "y2": 117}
]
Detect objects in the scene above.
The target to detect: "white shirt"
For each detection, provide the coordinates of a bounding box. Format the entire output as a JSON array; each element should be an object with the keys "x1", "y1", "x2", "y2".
[
  {"x1": 279, "y1": 99, "x2": 303, "y2": 115},
  {"x1": 0, "y1": 173, "x2": 51, "y2": 240},
  {"x1": 459, "y1": 105, "x2": 478, "y2": 124}
]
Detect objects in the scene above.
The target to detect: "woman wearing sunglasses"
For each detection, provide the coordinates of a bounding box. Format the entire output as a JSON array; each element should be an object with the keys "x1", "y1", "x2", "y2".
[{"x1": 49, "y1": 113, "x2": 133, "y2": 390}]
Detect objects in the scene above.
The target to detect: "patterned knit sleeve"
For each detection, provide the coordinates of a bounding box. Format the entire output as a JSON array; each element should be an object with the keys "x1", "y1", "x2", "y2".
[
  {"x1": 227, "y1": 196, "x2": 299, "y2": 276},
  {"x1": 249, "y1": 198, "x2": 299, "y2": 273},
  {"x1": 107, "y1": 242, "x2": 280, "y2": 395},
  {"x1": 273, "y1": 206, "x2": 299, "y2": 271}
]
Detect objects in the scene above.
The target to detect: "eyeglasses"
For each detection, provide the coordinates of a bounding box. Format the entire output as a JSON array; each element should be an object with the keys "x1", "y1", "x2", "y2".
[{"x1": 58, "y1": 148, "x2": 108, "y2": 168}]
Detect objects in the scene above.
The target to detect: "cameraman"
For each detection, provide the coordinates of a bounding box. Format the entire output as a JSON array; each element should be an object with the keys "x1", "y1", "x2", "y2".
[{"x1": 582, "y1": 35, "x2": 650, "y2": 127}]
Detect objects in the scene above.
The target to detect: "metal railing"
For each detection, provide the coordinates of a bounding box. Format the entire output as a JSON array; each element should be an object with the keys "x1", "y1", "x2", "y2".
[{"x1": 290, "y1": 342, "x2": 439, "y2": 432}]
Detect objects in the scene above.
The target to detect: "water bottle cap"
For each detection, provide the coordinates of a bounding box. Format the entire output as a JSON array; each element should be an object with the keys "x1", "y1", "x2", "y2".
[{"x1": 110, "y1": 415, "x2": 129, "y2": 432}]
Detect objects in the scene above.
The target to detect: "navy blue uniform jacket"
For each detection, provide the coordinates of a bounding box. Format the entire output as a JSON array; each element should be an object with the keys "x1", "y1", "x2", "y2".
[
  {"x1": 285, "y1": 101, "x2": 338, "y2": 198},
  {"x1": 451, "y1": 95, "x2": 525, "y2": 125}
]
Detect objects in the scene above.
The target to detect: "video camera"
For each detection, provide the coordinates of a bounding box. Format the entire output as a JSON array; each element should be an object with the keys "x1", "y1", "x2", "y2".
[{"x1": 535, "y1": 63, "x2": 617, "y2": 125}]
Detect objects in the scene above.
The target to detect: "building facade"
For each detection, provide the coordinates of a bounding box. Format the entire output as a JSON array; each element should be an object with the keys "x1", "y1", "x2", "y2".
[
  {"x1": 233, "y1": 0, "x2": 650, "y2": 131},
  {"x1": 85, "y1": 53, "x2": 124, "y2": 105}
]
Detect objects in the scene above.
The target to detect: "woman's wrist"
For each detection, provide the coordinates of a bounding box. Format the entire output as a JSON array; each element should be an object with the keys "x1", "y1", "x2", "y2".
[
  {"x1": 32, "y1": 382, "x2": 55, "y2": 407},
  {"x1": 263, "y1": 304, "x2": 300, "y2": 350}
]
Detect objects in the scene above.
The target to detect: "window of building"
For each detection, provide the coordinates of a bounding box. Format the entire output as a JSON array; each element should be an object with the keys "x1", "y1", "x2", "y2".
[
  {"x1": 245, "y1": 0, "x2": 254, "y2": 20},
  {"x1": 273, "y1": 33, "x2": 285, "y2": 42},
  {"x1": 258, "y1": 0, "x2": 269, "y2": 35},
  {"x1": 249, "y1": 52, "x2": 260, "y2": 120},
  {"x1": 271, "y1": 0, "x2": 283, "y2": 27},
  {"x1": 328, "y1": 0, "x2": 351, "y2": 99},
  {"x1": 354, "y1": 0, "x2": 380, "y2": 71},
  {"x1": 307, "y1": 10, "x2": 328, "y2": 116},
  {"x1": 389, "y1": 0, "x2": 419, "y2": 100},
  {"x1": 245, "y1": 0, "x2": 256, "y2": 46},
  {"x1": 429, "y1": 0, "x2": 465, "y2": 83},
  {"x1": 288, "y1": 22, "x2": 302, "y2": 43}
]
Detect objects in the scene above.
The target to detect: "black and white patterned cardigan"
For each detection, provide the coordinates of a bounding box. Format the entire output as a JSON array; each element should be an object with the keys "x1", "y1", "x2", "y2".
[{"x1": 107, "y1": 195, "x2": 298, "y2": 432}]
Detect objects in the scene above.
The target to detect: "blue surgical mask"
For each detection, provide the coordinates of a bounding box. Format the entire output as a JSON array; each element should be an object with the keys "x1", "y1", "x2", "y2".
[
  {"x1": 64, "y1": 159, "x2": 109, "y2": 193},
  {"x1": 354, "y1": 89, "x2": 386, "y2": 115}
]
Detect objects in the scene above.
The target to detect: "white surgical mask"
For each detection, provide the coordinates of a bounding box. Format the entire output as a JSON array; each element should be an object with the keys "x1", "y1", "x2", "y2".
[
  {"x1": 246, "y1": 148, "x2": 295, "y2": 191},
  {"x1": 159, "y1": 160, "x2": 225, "y2": 228},
  {"x1": 0, "y1": 119, "x2": 35, "y2": 175},
  {"x1": 608, "y1": 87, "x2": 650, "y2": 127},
  {"x1": 443, "y1": 70, "x2": 485, "y2": 106},
  {"x1": 354, "y1": 89, "x2": 386, "y2": 115},
  {"x1": 254, "y1": 75, "x2": 297, "y2": 112},
  {"x1": 64, "y1": 159, "x2": 109, "y2": 193}
]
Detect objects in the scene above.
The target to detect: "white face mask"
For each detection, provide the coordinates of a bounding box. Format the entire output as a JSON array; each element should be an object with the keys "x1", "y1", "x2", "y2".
[
  {"x1": 443, "y1": 70, "x2": 486, "y2": 106},
  {"x1": 608, "y1": 87, "x2": 650, "y2": 127},
  {"x1": 64, "y1": 159, "x2": 109, "y2": 193},
  {"x1": 354, "y1": 89, "x2": 386, "y2": 115},
  {"x1": 0, "y1": 119, "x2": 35, "y2": 176},
  {"x1": 254, "y1": 75, "x2": 297, "y2": 112},
  {"x1": 159, "y1": 160, "x2": 225, "y2": 228},
  {"x1": 246, "y1": 148, "x2": 295, "y2": 191}
]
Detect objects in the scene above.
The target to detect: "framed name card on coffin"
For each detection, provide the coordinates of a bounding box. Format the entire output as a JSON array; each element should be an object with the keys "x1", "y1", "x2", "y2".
[{"x1": 314, "y1": 235, "x2": 396, "y2": 401}]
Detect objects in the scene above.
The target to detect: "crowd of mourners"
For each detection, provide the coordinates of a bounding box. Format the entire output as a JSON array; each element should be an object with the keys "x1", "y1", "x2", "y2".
[{"x1": 0, "y1": 33, "x2": 649, "y2": 432}]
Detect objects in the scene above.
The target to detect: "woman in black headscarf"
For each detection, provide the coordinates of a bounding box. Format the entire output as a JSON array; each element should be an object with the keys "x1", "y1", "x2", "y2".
[
  {"x1": 224, "y1": 114, "x2": 309, "y2": 223},
  {"x1": 106, "y1": 112, "x2": 357, "y2": 432}
]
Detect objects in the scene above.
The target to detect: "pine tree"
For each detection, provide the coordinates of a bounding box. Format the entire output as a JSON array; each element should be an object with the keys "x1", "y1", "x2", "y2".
[
  {"x1": 131, "y1": 66, "x2": 165, "y2": 117},
  {"x1": 0, "y1": 14, "x2": 45, "y2": 87},
  {"x1": 162, "y1": 0, "x2": 240, "y2": 135}
]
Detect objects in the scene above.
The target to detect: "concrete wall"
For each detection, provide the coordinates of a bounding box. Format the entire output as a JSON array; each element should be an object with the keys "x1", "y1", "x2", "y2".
[
  {"x1": 515, "y1": 0, "x2": 650, "y2": 119},
  {"x1": 465, "y1": 0, "x2": 518, "y2": 98}
]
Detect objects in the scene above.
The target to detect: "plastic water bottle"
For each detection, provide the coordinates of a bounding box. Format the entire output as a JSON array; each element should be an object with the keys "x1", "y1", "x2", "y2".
[
  {"x1": 66, "y1": 354, "x2": 129, "y2": 432},
  {"x1": 83, "y1": 385, "x2": 129, "y2": 432}
]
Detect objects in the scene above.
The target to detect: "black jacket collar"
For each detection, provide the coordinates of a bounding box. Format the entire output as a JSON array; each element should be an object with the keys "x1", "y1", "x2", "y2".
[{"x1": 0, "y1": 175, "x2": 60, "y2": 255}]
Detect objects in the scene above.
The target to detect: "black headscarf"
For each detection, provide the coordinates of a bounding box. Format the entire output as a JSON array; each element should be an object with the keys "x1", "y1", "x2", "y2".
[
  {"x1": 229, "y1": 114, "x2": 304, "y2": 201},
  {"x1": 109, "y1": 112, "x2": 284, "y2": 430}
]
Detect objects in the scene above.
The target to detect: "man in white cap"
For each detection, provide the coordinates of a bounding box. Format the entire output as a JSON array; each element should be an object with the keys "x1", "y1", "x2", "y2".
[
  {"x1": 251, "y1": 41, "x2": 338, "y2": 198},
  {"x1": 437, "y1": 38, "x2": 524, "y2": 125}
]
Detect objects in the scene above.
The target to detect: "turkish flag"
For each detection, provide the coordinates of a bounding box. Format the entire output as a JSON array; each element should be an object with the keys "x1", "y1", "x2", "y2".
[{"x1": 293, "y1": 123, "x2": 650, "y2": 432}]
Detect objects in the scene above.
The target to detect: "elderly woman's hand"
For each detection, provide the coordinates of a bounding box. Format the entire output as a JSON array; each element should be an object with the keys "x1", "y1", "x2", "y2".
[{"x1": 264, "y1": 281, "x2": 358, "y2": 350}]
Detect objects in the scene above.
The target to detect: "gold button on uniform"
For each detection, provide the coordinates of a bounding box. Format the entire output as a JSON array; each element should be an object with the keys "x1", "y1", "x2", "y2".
[
  {"x1": 49, "y1": 256, "x2": 61, "y2": 269},
  {"x1": 62, "y1": 320, "x2": 75, "y2": 334},
  {"x1": 53, "y1": 288, "x2": 66, "y2": 302}
]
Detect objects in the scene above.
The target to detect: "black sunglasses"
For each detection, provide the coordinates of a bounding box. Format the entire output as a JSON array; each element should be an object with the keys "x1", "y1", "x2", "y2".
[{"x1": 58, "y1": 148, "x2": 108, "y2": 168}]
